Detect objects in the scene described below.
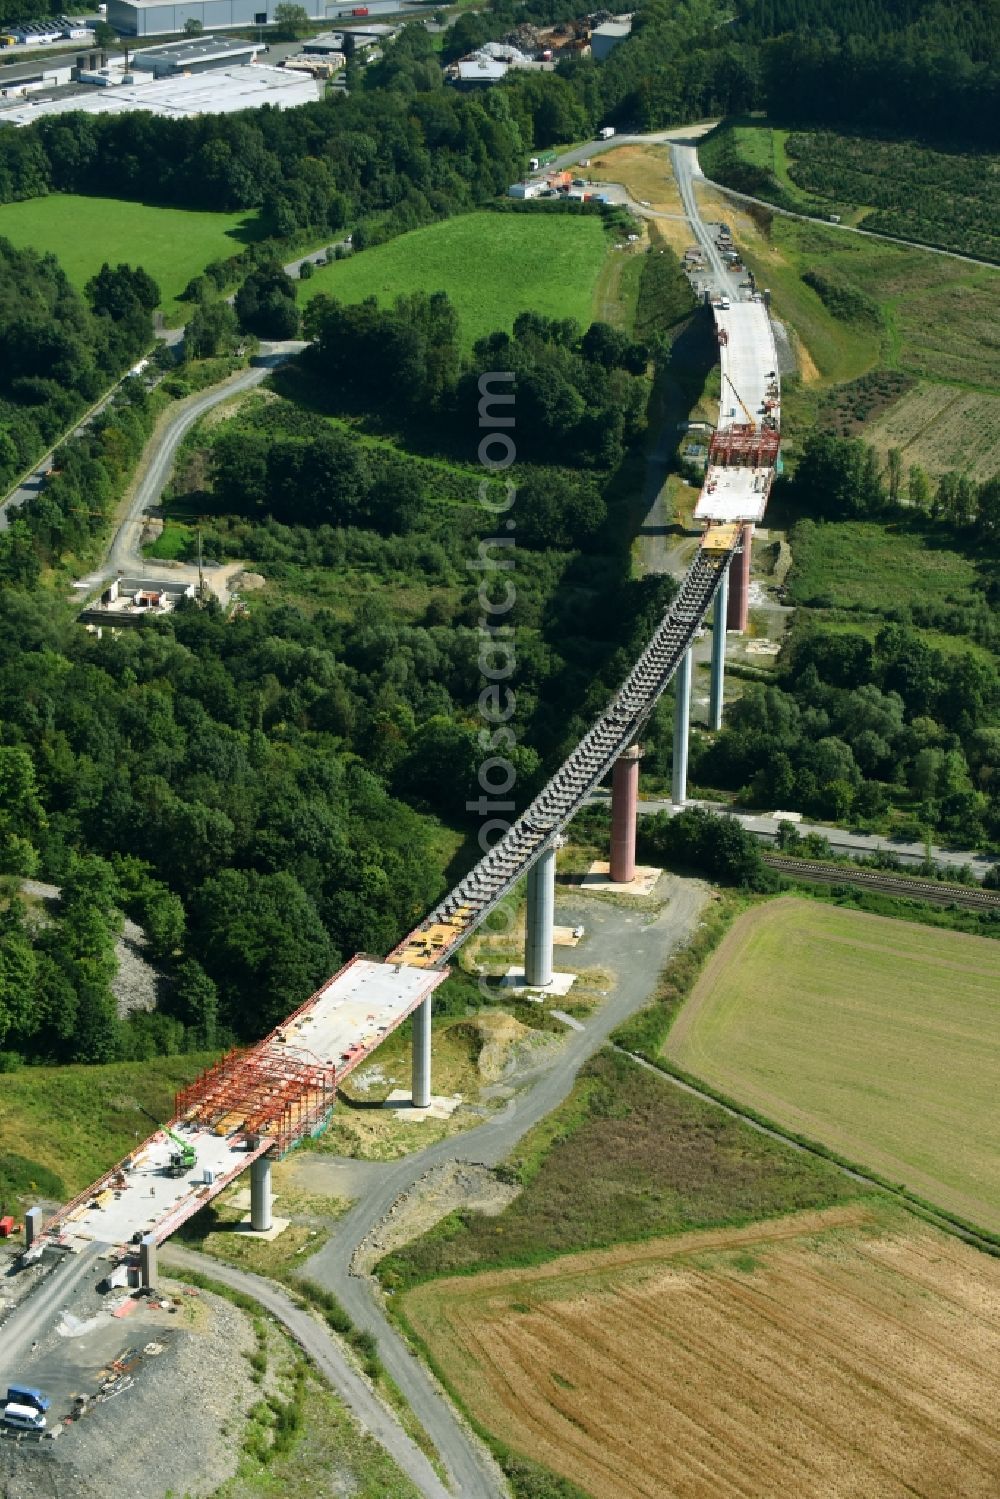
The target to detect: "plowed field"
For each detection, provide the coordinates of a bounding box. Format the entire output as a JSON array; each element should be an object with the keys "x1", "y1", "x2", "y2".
[{"x1": 403, "y1": 1206, "x2": 1000, "y2": 1499}]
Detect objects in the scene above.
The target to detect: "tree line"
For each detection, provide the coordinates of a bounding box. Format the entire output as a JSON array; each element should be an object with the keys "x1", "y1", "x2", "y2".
[{"x1": 0, "y1": 240, "x2": 157, "y2": 499}]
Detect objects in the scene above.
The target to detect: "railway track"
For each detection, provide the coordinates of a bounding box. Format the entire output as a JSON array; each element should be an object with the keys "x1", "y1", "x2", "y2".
[{"x1": 763, "y1": 854, "x2": 1000, "y2": 912}]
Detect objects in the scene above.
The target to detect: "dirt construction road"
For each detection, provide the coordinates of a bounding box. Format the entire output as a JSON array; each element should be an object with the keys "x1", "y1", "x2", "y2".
[
  {"x1": 299, "y1": 879, "x2": 710, "y2": 1499},
  {"x1": 160, "y1": 1245, "x2": 451, "y2": 1499}
]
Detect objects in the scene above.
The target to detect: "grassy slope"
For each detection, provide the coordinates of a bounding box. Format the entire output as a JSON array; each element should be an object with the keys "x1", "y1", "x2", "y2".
[
  {"x1": 298, "y1": 212, "x2": 610, "y2": 349},
  {"x1": 0, "y1": 1053, "x2": 214, "y2": 1204},
  {"x1": 379, "y1": 1047, "x2": 859, "y2": 1289},
  {"x1": 665, "y1": 898, "x2": 1000, "y2": 1232},
  {"x1": 786, "y1": 518, "x2": 981, "y2": 612},
  {"x1": 0, "y1": 194, "x2": 260, "y2": 322}
]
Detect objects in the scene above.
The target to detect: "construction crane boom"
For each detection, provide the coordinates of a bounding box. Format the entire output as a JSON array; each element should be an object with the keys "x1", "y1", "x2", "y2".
[{"x1": 723, "y1": 371, "x2": 756, "y2": 430}]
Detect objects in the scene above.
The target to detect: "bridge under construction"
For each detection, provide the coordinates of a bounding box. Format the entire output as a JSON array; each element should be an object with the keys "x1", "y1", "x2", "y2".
[{"x1": 27, "y1": 293, "x2": 780, "y2": 1273}]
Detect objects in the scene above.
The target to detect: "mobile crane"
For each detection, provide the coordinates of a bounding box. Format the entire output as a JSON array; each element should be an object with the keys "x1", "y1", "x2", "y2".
[{"x1": 139, "y1": 1108, "x2": 197, "y2": 1177}]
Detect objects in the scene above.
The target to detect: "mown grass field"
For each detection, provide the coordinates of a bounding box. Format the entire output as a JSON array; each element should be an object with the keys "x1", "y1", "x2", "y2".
[
  {"x1": 787, "y1": 517, "x2": 981, "y2": 613},
  {"x1": 0, "y1": 1053, "x2": 214, "y2": 1205},
  {"x1": 0, "y1": 194, "x2": 260, "y2": 321},
  {"x1": 379, "y1": 1047, "x2": 858, "y2": 1288},
  {"x1": 298, "y1": 212, "x2": 610, "y2": 348},
  {"x1": 402, "y1": 1205, "x2": 1000, "y2": 1499},
  {"x1": 666, "y1": 898, "x2": 1000, "y2": 1232}
]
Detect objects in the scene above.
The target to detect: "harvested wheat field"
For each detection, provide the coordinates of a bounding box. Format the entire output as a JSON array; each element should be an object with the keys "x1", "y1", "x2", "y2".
[
  {"x1": 403, "y1": 1205, "x2": 1000, "y2": 1499},
  {"x1": 666, "y1": 897, "x2": 1000, "y2": 1232}
]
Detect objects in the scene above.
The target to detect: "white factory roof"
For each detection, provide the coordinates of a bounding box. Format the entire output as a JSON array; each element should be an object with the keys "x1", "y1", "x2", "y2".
[
  {"x1": 457, "y1": 56, "x2": 509, "y2": 81},
  {"x1": 716, "y1": 301, "x2": 778, "y2": 433},
  {"x1": 0, "y1": 63, "x2": 322, "y2": 124}
]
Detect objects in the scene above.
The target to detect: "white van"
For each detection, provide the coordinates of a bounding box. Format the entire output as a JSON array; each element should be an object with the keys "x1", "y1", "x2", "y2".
[{"x1": 3, "y1": 1402, "x2": 46, "y2": 1430}]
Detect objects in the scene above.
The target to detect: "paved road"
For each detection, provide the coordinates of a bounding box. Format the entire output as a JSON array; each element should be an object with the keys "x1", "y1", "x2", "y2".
[
  {"x1": 300, "y1": 881, "x2": 709, "y2": 1499},
  {"x1": 0, "y1": 1245, "x2": 102, "y2": 1388},
  {"x1": 72, "y1": 340, "x2": 306, "y2": 597},
  {"x1": 159, "y1": 1246, "x2": 450, "y2": 1499}
]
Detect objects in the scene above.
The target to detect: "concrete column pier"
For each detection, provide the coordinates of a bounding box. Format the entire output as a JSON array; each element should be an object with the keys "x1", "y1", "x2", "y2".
[
  {"x1": 250, "y1": 1154, "x2": 273, "y2": 1233},
  {"x1": 672, "y1": 646, "x2": 693, "y2": 805},
  {"x1": 524, "y1": 842, "x2": 556, "y2": 988},
  {"x1": 710, "y1": 568, "x2": 729, "y2": 731},
  {"x1": 610, "y1": 744, "x2": 642, "y2": 883},
  {"x1": 24, "y1": 1205, "x2": 43, "y2": 1251},
  {"x1": 727, "y1": 524, "x2": 752, "y2": 633},
  {"x1": 139, "y1": 1234, "x2": 157, "y2": 1290},
  {"x1": 411, "y1": 995, "x2": 432, "y2": 1109}
]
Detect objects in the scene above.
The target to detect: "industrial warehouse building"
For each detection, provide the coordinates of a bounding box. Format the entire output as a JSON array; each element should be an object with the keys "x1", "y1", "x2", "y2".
[
  {"x1": 108, "y1": 0, "x2": 339, "y2": 37},
  {"x1": 131, "y1": 34, "x2": 262, "y2": 73}
]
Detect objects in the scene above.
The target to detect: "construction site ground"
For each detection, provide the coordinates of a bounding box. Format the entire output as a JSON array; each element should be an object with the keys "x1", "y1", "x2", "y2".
[{"x1": 0, "y1": 1274, "x2": 256, "y2": 1499}]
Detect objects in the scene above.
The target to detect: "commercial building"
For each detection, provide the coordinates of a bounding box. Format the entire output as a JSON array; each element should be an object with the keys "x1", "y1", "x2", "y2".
[
  {"x1": 590, "y1": 17, "x2": 632, "y2": 62},
  {"x1": 0, "y1": 56, "x2": 74, "y2": 97},
  {"x1": 0, "y1": 60, "x2": 322, "y2": 122},
  {"x1": 131, "y1": 33, "x2": 262, "y2": 73},
  {"x1": 107, "y1": 0, "x2": 352, "y2": 38},
  {"x1": 79, "y1": 574, "x2": 196, "y2": 626}
]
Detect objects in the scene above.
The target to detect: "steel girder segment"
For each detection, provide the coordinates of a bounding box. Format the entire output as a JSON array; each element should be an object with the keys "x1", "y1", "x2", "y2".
[{"x1": 390, "y1": 546, "x2": 734, "y2": 967}]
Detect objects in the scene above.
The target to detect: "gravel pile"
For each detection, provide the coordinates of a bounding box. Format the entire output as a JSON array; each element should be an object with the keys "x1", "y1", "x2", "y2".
[
  {"x1": 353, "y1": 1161, "x2": 520, "y2": 1276},
  {"x1": 112, "y1": 918, "x2": 165, "y2": 1020}
]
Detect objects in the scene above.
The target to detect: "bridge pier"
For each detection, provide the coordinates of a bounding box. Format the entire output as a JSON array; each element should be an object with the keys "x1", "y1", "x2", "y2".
[
  {"x1": 672, "y1": 646, "x2": 692, "y2": 805},
  {"x1": 411, "y1": 995, "x2": 432, "y2": 1109},
  {"x1": 250, "y1": 1154, "x2": 273, "y2": 1233},
  {"x1": 610, "y1": 745, "x2": 641, "y2": 883},
  {"x1": 139, "y1": 1234, "x2": 157, "y2": 1290},
  {"x1": 727, "y1": 524, "x2": 752, "y2": 633},
  {"x1": 709, "y1": 568, "x2": 729, "y2": 731},
  {"x1": 525, "y1": 843, "x2": 556, "y2": 987}
]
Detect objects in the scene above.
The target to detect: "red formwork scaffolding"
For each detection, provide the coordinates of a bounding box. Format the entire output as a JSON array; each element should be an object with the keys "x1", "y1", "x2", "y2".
[
  {"x1": 709, "y1": 426, "x2": 780, "y2": 468},
  {"x1": 175, "y1": 1043, "x2": 336, "y2": 1156}
]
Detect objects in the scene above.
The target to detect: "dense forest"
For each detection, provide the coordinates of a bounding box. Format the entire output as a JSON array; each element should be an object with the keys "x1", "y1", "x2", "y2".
[
  {"x1": 1, "y1": 0, "x2": 998, "y2": 1077},
  {"x1": 0, "y1": 240, "x2": 156, "y2": 495},
  {"x1": 0, "y1": 265, "x2": 680, "y2": 1069},
  {"x1": 0, "y1": 0, "x2": 996, "y2": 241}
]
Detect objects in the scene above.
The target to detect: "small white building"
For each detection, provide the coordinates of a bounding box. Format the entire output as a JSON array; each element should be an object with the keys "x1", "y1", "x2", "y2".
[{"x1": 508, "y1": 180, "x2": 544, "y2": 200}]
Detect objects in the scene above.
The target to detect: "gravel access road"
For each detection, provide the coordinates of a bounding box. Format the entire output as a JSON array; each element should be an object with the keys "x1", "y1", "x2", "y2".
[
  {"x1": 300, "y1": 881, "x2": 710, "y2": 1499},
  {"x1": 159, "y1": 1246, "x2": 451, "y2": 1499},
  {"x1": 0, "y1": 1245, "x2": 102, "y2": 1389}
]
